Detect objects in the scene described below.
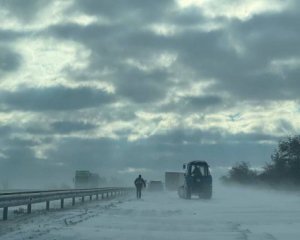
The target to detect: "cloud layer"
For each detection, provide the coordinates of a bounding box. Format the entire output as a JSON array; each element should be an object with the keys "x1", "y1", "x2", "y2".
[{"x1": 0, "y1": 0, "x2": 299, "y2": 187}]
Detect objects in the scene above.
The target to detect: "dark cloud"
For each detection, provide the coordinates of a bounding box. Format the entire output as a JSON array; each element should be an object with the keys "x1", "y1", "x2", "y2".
[
  {"x1": 0, "y1": 29, "x2": 27, "y2": 42},
  {"x1": 232, "y1": 12, "x2": 300, "y2": 59},
  {"x1": 123, "y1": 129, "x2": 277, "y2": 169},
  {"x1": 45, "y1": 137, "x2": 117, "y2": 170},
  {"x1": 0, "y1": 135, "x2": 44, "y2": 187},
  {"x1": 71, "y1": 0, "x2": 175, "y2": 22},
  {"x1": 47, "y1": 22, "x2": 173, "y2": 103},
  {"x1": 167, "y1": 95, "x2": 224, "y2": 113},
  {"x1": 204, "y1": 10, "x2": 300, "y2": 101},
  {"x1": 6, "y1": 137, "x2": 38, "y2": 147},
  {"x1": 225, "y1": 132, "x2": 281, "y2": 143},
  {"x1": 25, "y1": 125, "x2": 50, "y2": 135},
  {"x1": 172, "y1": 28, "x2": 236, "y2": 75},
  {"x1": 115, "y1": 68, "x2": 170, "y2": 103},
  {"x1": 144, "y1": 128, "x2": 279, "y2": 147},
  {"x1": 50, "y1": 121, "x2": 97, "y2": 133},
  {"x1": 47, "y1": 20, "x2": 225, "y2": 105},
  {"x1": 169, "y1": 8, "x2": 207, "y2": 26},
  {"x1": 0, "y1": 86, "x2": 116, "y2": 111},
  {"x1": 0, "y1": 0, "x2": 51, "y2": 22},
  {"x1": 44, "y1": 129, "x2": 278, "y2": 173},
  {"x1": 0, "y1": 125, "x2": 11, "y2": 136},
  {"x1": 0, "y1": 126, "x2": 280, "y2": 187},
  {"x1": 0, "y1": 133, "x2": 68, "y2": 187},
  {"x1": 0, "y1": 145, "x2": 53, "y2": 188},
  {"x1": 47, "y1": 22, "x2": 170, "y2": 66},
  {"x1": 0, "y1": 47, "x2": 22, "y2": 77},
  {"x1": 184, "y1": 95, "x2": 223, "y2": 108},
  {"x1": 158, "y1": 94, "x2": 225, "y2": 115},
  {"x1": 33, "y1": 0, "x2": 300, "y2": 104}
]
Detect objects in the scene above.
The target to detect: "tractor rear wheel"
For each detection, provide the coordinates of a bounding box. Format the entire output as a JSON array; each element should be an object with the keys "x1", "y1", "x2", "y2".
[
  {"x1": 185, "y1": 187, "x2": 191, "y2": 199},
  {"x1": 200, "y1": 185, "x2": 212, "y2": 199}
]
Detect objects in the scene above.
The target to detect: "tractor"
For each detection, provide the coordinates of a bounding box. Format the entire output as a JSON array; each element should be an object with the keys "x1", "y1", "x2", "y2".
[{"x1": 178, "y1": 161, "x2": 212, "y2": 199}]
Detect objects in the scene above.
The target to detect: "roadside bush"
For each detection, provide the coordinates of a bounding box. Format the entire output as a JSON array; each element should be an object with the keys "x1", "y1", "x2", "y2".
[
  {"x1": 260, "y1": 135, "x2": 300, "y2": 186},
  {"x1": 222, "y1": 135, "x2": 300, "y2": 189},
  {"x1": 222, "y1": 162, "x2": 258, "y2": 184}
]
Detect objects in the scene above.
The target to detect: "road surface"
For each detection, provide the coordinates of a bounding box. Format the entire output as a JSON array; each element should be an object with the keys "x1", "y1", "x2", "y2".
[{"x1": 1, "y1": 183, "x2": 300, "y2": 239}]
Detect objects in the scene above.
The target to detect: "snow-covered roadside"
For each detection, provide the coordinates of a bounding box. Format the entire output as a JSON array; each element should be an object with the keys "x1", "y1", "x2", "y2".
[
  {"x1": 1, "y1": 183, "x2": 300, "y2": 240},
  {"x1": 0, "y1": 196, "x2": 128, "y2": 239}
]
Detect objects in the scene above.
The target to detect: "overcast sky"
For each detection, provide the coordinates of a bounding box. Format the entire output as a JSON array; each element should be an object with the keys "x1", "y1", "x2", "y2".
[{"x1": 0, "y1": 0, "x2": 299, "y2": 187}]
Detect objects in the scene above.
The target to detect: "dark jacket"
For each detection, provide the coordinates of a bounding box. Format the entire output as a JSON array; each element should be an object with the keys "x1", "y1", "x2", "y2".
[{"x1": 134, "y1": 177, "x2": 146, "y2": 188}]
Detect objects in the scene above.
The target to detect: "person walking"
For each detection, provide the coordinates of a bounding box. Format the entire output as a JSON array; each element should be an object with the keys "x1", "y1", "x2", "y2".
[{"x1": 134, "y1": 174, "x2": 146, "y2": 199}]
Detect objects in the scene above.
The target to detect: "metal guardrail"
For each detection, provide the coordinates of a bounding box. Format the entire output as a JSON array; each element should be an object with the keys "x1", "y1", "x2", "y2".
[{"x1": 0, "y1": 187, "x2": 134, "y2": 221}]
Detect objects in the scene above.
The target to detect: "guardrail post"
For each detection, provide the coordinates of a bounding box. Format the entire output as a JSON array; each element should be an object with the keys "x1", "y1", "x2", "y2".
[
  {"x1": 90, "y1": 195, "x2": 92, "y2": 201},
  {"x1": 72, "y1": 197, "x2": 75, "y2": 206},
  {"x1": 3, "y1": 207, "x2": 8, "y2": 221},
  {"x1": 46, "y1": 201, "x2": 50, "y2": 211},
  {"x1": 61, "y1": 199, "x2": 64, "y2": 209},
  {"x1": 81, "y1": 196, "x2": 84, "y2": 202},
  {"x1": 96, "y1": 194, "x2": 99, "y2": 200}
]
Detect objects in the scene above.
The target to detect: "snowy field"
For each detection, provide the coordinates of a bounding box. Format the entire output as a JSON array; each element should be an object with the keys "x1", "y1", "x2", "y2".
[{"x1": 1, "y1": 183, "x2": 300, "y2": 240}]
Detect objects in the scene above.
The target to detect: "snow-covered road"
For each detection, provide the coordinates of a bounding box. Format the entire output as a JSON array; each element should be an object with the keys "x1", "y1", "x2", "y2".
[{"x1": 1, "y1": 183, "x2": 300, "y2": 240}]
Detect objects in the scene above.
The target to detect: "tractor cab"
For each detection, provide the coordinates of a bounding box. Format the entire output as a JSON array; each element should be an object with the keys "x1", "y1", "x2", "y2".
[
  {"x1": 184, "y1": 161, "x2": 211, "y2": 178},
  {"x1": 179, "y1": 161, "x2": 212, "y2": 199}
]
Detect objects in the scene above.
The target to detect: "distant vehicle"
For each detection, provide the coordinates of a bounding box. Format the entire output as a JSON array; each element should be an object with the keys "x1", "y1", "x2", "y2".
[
  {"x1": 148, "y1": 181, "x2": 164, "y2": 192},
  {"x1": 165, "y1": 172, "x2": 185, "y2": 191},
  {"x1": 178, "y1": 161, "x2": 212, "y2": 199},
  {"x1": 74, "y1": 170, "x2": 100, "y2": 188}
]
